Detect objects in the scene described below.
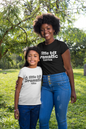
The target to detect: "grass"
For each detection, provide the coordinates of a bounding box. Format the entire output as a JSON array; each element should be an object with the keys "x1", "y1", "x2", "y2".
[{"x1": 0, "y1": 69, "x2": 86, "y2": 129}]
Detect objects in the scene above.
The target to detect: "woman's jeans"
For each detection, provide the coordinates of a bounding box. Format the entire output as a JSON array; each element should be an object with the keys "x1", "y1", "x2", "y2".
[
  {"x1": 18, "y1": 105, "x2": 40, "y2": 129},
  {"x1": 39, "y1": 72, "x2": 71, "y2": 129}
]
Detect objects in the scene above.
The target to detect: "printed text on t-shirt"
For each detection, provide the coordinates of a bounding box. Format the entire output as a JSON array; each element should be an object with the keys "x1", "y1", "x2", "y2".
[
  {"x1": 40, "y1": 51, "x2": 58, "y2": 61},
  {"x1": 25, "y1": 75, "x2": 42, "y2": 84}
]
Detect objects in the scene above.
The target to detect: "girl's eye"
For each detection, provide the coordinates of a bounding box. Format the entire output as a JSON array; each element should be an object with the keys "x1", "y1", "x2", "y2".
[
  {"x1": 40, "y1": 29, "x2": 43, "y2": 32},
  {"x1": 28, "y1": 55, "x2": 31, "y2": 57}
]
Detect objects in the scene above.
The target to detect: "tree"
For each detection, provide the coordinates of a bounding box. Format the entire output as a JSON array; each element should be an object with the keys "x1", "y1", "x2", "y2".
[
  {"x1": 0, "y1": 0, "x2": 86, "y2": 60},
  {"x1": 61, "y1": 27, "x2": 86, "y2": 67},
  {"x1": 0, "y1": 0, "x2": 40, "y2": 60}
]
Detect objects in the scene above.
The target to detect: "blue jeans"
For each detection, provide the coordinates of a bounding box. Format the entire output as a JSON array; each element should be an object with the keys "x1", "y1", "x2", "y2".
[
  {"x1": 39, "y1": 72, "x2": 71, "y2": 129},
  {"x1": 18, "y1": 105, "x2": 40, "y2": 129}
]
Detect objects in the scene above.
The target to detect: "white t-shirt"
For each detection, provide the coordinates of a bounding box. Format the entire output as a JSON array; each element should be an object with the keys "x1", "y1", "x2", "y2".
[{"x1": 18, "y1": 66, "x2": 42, "y2": 105}]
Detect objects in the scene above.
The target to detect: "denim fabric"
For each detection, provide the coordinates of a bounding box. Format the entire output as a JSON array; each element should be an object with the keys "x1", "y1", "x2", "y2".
[
  {"x1": 39, "y1": 72, "x2": 71, "y2": 129},
  {"x1": 18, "y1": 105, "x2": 40, "y2": 129}
]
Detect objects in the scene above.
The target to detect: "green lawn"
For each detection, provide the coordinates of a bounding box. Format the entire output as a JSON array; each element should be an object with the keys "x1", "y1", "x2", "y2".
[{"x1": 0, "y1": 69, "x2": 86, "y2": 129}]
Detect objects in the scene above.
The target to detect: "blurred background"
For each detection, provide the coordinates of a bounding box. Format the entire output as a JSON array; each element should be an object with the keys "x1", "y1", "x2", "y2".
[{"x1": 0, "y1": 0, "x2": 86, "y2": 69}]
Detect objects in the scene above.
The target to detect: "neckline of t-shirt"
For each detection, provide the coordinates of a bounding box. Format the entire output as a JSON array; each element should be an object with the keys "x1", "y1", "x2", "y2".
[
  {"x1": 44, "y1": 39, "x2": 56, "y2": 46},
  {"x1": 25, "y1": 66, "x2": 38, "y2": 70}
]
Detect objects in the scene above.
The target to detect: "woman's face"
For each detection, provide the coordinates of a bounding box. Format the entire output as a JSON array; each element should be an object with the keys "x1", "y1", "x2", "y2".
[{"x1": 40, "y1": 24, "x2": 55, "y2": 41}]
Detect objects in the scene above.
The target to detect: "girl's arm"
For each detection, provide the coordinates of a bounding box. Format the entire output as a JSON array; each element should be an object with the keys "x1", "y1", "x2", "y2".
[
  {"x1": 14, "y1": 77, "x2": 23, "y2": 119},
  {"x1": 62, "y1": 49, "x2": 76, "y2": 103}
]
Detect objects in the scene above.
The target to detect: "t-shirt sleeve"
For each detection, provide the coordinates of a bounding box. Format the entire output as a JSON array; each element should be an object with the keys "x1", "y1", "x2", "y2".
[
  {"x1": 37, "y1": 43, "x2": 42, "y2": 67},
  {"x1": 40, "y1": 67, "x2": 42, "y2": 75},
  {"x1": 60, "y1": 42, "x2": 69, "y2": 54},
  {"x1": 37, "y1": 44, "x2": 39, "y2": 47},
  {"x1": 37, "y1": 43, "x2": 41, "y2": 49},
  {"x1": 18, "y1": 68, "x2": 24, "y2": 78}
]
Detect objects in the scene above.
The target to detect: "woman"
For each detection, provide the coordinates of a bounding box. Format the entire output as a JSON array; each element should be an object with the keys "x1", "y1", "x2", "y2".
[{"x1": 33, "y1": 13, "x2": 76, "y2": 129}]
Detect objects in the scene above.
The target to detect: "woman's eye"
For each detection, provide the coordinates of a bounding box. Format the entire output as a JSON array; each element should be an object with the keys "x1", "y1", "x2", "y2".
[{"x1": 47, "y1": 28, "x2": 50, "y2": 30}]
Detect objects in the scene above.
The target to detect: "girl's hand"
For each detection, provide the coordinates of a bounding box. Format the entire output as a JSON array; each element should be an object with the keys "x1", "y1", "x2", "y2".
[
  {"x1": 14, "y1": 109, "x2": 19, "y2": 120},
  {"x1": 71, "y1": 91, "x2": 76, "y2": 104}
]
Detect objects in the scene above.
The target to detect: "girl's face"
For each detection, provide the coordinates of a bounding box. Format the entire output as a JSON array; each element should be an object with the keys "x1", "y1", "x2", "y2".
[
  {"x1": 27, "y1": 50, "x2": 40, "y2": 68},
  {"x1": 40, "y1": 24, "x2": 55, "y2": 41}
]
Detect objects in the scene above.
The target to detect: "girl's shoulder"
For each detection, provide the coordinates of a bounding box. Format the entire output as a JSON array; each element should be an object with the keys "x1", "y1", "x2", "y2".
[
  {"x1": 21, "y1": 66, "x2": 42, "y2": 71},
  {"x1": 19, "y1": 67, "x2": 28, "y2": 72},
  {"x1": 18, "y1": 67, "x2": 28, "y2": 78},
  {"x1": 37, "y1": 66, "x2": 42, "y2": 70},
  {"x1": 20, "y1": 67, "x2": 27, "y2": 70},
  {"x1": 37, "y1": 66, "x2": 42, "y2": 73}
]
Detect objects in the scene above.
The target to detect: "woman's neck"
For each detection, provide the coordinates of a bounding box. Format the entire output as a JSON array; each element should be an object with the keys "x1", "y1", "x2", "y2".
[{"x1": 45, "y1": 38, "x2": 55, "y2": 45}]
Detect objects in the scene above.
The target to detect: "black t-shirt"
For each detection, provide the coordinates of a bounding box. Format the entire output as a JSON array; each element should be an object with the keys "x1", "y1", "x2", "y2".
[{"x1": 37, "y1": 39, "x2": 69, "y2": 75}]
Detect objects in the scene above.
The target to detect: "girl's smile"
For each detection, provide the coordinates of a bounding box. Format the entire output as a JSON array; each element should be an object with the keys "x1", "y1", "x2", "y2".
[{"x1": 27, "y1": 50, "x2": 40, "y2": 68}]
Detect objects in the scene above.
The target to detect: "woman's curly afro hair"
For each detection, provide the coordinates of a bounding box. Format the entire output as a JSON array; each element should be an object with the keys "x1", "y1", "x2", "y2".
[{"x1": 33, "y1": 13, "x2": 60, "y2": 36}]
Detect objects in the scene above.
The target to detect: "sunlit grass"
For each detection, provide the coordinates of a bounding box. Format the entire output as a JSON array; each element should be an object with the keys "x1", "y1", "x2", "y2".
[
  {"x1": 0, "y1": 69, "x2": 19, "y2": 129},
  {"x1": 0, "y1": 69, "x2": 86, "y2": 129}
]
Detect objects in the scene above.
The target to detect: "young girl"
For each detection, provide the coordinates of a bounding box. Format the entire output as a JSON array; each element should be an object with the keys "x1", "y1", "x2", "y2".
[{"x1": 14, "y1": 46, "x2": 42, "y2": 129}]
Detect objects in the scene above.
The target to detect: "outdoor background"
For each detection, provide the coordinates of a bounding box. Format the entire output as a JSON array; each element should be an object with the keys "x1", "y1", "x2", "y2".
[{"x1": 0, "y1": 0, "x2": 86, "y2": 129}]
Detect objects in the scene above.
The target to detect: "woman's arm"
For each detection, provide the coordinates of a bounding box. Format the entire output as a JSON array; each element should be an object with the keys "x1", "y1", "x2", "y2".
[
  {"x1": 62, "y1": 49, "x2": 76, "y2": 103},
  {"x1": 14, "y1": 77, "x2": 23, "y2": 119}
]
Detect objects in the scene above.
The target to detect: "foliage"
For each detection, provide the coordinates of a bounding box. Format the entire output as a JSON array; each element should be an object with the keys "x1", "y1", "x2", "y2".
[
  {"x1": 60, "y1": 27, "x2": 86, "y2": 67},
  {"x1": 0, "y1": 53, "x2": 24, "y2": 69},
  {"x1": 0, "y1": 0, "x2": 86, "y2": 60},
  {"x1": 0, "y1": 69, "x2": 86, "y2": 128},
  {"x1": 83, "y1": 52, "x2": 86, "y2": 65},
  {"x1": 0, "y1": 0, "x2": 40, "y2": 59}
]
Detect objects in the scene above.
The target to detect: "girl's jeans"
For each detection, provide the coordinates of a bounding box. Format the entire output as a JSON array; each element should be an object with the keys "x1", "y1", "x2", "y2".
[
  {"x1": 39, "y1": 72, "x2": 71, "y2": 129},
  {"x1": 18, "y1": 105, "x2": 40, "y2": 129}
]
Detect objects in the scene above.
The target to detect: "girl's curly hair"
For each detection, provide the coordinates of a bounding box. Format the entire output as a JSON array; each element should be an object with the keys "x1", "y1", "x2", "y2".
[{"x1": 33, "y1": 13, "x2": 60, "y2": 36}]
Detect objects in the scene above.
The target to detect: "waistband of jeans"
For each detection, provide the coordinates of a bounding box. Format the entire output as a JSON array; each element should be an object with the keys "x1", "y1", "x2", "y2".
[{"x1": 43, "y1": 72, "x2": 66, "y2": 78}]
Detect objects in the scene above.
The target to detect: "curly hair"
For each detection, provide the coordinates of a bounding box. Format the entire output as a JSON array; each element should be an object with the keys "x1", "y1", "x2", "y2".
[
  {"x1": 33, "y1": 13, "x2": 60, "y2": 36},
  {"x1": 24, "y1": 46, "x2": 41, "y2": 67}
]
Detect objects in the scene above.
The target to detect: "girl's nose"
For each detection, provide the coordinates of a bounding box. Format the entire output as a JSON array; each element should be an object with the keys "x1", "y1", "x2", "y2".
[{"x1": 31, "y1": 56, "x2": 34, "y2": 59}]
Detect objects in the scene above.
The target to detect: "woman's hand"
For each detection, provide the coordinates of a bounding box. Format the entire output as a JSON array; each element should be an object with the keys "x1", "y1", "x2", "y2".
[
  {"x1": 15, "y1": 80, "x2": 18, "y2": 89},
  {"x1": 14, "y1": 109, "x2": 19, "y2": 120},
  {"x1": 71, "y1": 90, "x2": 77, "y2": 104}
]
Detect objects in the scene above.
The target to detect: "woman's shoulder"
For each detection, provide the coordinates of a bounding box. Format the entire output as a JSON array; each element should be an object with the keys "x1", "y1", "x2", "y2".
[
  {"x1": 55, "y1": 39, "x2": 69, "y2": 54},
  {"x1": 37, "y1": 41, "x2": 45, "y2": 47},
  {"x1": 55, "y1": 39, "x2": 65, "y2": 44},
  {"x1": 55, "y1": 39, "x2": 68, "y2": 47}
]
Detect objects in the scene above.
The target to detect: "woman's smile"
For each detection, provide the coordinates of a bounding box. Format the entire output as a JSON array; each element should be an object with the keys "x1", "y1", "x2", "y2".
[{"x1": 40, "y1": 24, "x2": 55, "y2": 44}]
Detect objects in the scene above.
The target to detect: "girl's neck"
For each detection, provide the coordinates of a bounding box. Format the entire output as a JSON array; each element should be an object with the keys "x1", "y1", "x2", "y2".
[
  {"x1": 45, "y1": 38, "x2": 55, "y2": 45},
  {"x1": 27, "y1": 66, "x2": 37, "y2": 68}
]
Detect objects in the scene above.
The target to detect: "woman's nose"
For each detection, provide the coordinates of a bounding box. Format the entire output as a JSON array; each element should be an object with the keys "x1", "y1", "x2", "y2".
[{"x1": 44, "y1": 29, "x2": 48, "y2": 33}]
